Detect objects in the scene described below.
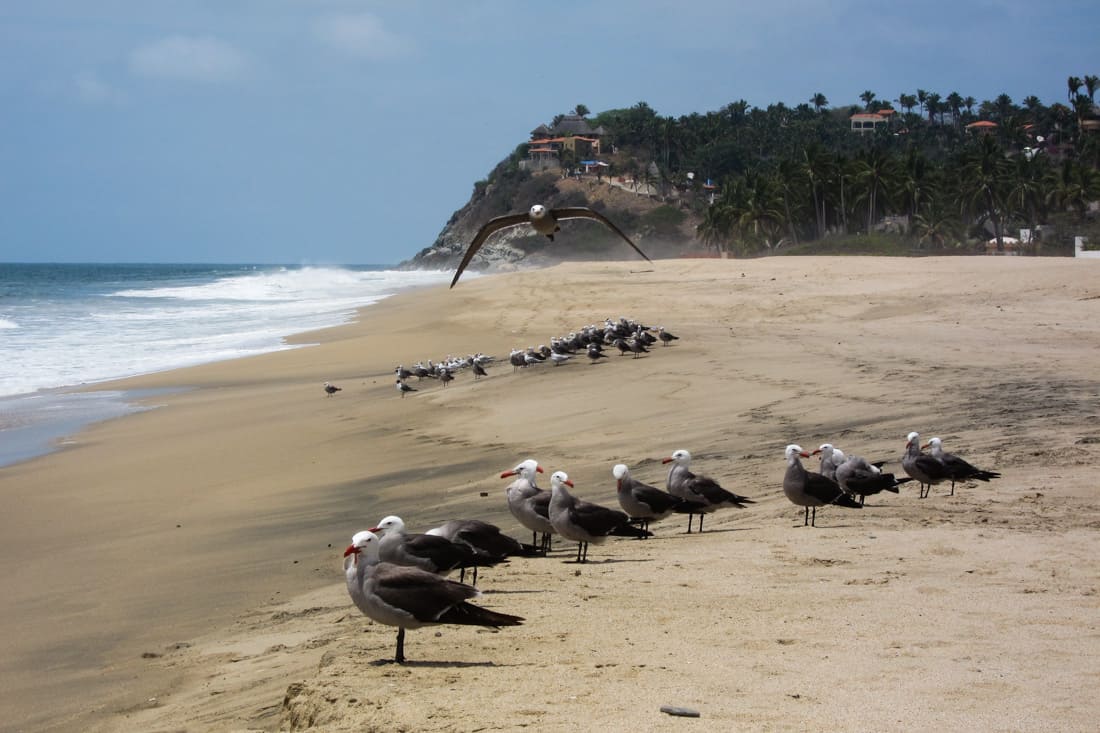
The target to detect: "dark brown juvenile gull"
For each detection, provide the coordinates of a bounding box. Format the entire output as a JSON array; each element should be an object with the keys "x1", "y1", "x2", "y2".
[
  {"x1": 344, "y1": 530, "x2": 523, "y2": 664},
  {"x1": 450, "y1": 204, "x2": 652, "y2": 287}
]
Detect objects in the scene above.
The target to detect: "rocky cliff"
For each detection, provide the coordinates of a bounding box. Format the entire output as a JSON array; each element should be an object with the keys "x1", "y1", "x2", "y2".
[{"x1": 400, "y1": 163, "x2": 704, "y2": 273}]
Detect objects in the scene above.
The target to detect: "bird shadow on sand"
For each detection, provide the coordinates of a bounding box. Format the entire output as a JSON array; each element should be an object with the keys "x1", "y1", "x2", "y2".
[
  {"x1": 561, "y1": 556, "x2": 656, "y2": 565},
  {"x1": 478, "y1": 588, "x2": 547, "y2": 595},
  {"x1": 368, "y1": 659, "x2": 512, "y2": 669}
]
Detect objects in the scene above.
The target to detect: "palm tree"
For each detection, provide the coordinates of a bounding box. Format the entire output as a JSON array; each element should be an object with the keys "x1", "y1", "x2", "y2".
[
  {"x1": 911, "y1": 196, "x2": 962, "y2": 249},
  {"x1": 992, "y1": 93, "x2": 1015, "y2": 123},
  {"x1": 916, "y1": 89, "x2": 928, "y2": 119},
  {"x1": 860, "y1": 90, "x2": 876, "y2": 111},
  {"x1": 1086, "y1": 75, "x2": 1100, "y2": 102},
  {"x1": 898, "y1": 93, "x2": 918, "y2": 117},
  {"x1": 852, "y1": 147, "x2": 896, "y2": 233},
  {"x1": 811, "y1": 92, "x2": 828, "y2": 113},
  {"x1": 963, "y1": 96, "x2": 977, "y2": 117},
  {"x1": 946, "y1": 92, "x2": 963, "y2": 127},
  {"x1": 801, "y1": 143, "x2": 833, "y2": 238},
  {"x1": 926, "y1": 92, "x2": 943, "y2": 124},
  {"x1": 959, "y1": 135, "x2": 1012, "y2": 251},
  {"x1": 1067, "y1": 76, "x2": 1083, "y2": 104}
]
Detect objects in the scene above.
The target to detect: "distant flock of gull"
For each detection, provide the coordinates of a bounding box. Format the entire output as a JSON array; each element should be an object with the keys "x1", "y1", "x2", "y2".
[{"x1": 321, "y1": 316, "x2": 680, "y2": 399}]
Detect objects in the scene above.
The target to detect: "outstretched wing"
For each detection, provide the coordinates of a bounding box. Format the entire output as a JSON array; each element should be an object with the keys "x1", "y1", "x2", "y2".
[
  {"x1": 450, "y1": 213, "x2": 531, "y2": 288},
  {"x1": 551, "y1": 207, "x2": 653, "y2": 263}
]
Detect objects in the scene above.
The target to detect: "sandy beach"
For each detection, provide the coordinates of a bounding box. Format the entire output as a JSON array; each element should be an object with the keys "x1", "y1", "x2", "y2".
[{"x1": 2, "y1": 256, "x2": 1099, "y2": 732}]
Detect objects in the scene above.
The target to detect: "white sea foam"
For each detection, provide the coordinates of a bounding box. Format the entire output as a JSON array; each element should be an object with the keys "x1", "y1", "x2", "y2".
[{"x1": 0, "y1": 266, "x2": 452, "y2": 398}]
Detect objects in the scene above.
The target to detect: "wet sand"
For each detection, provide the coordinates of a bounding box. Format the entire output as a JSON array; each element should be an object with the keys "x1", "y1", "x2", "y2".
[{"x1": 2, "y1": 257, "x2": 1098, "y2": 732}]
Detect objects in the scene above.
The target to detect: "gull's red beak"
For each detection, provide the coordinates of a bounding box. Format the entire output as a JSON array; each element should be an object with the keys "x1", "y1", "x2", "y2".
[{"x1": 343, "y1": 544, "x2": 358, "y2": 557}]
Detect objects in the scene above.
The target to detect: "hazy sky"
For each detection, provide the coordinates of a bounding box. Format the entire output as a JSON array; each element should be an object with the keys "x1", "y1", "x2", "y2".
[{"x1": 2, "y1": 1, "x2": 1096, "y2": 264}]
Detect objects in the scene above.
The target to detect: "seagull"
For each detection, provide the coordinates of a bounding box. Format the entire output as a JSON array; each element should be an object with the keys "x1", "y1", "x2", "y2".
[
  {"x1": 344, "y1": 530, "x2": 523, "y2": 664},
  {"x1": 902, "y1": 431, "x2": 950, "y2": 499},
  {"x1": 323, "y1": 382, "x2": 342, "y2": 397},
  {"x1": 450, "y1": 204, "x2": 653, "y2": 287},
  {"x1": 663, "y1": 449, "x2": 754, "y2": 533},
  {"x1": 396, "y1": 379, "x2": 417, "y2": 398},
  {"x1": 548, "y1": 470, "x2": 650, "y2": 562},
  {"x1": 782, "y1": 444, "x2": 862, "y2": 526},
  {"x1": 586, "y1": 343, "x2": 608, "y2": 363},
  {"x1": 834, "y1": 455, "x2": 912, "y2": 506},
  {"x1": 924, "y1": 437, "x2": 1001, "y2": 495},
  {"x1": 811, "y1": 444, "x2": 847, "y2": 481},
  {"x1": 501, "y1": 459, "x2": 554, "y2": 554},
  {"x1": 657, "y1": 326, "x2": 680, "y2": 346},
  {"x1": 613, "y1": 463, "x2": 705, "y2": 535},
  {"x1": 369, "y1": 515, "x2": 504, "y2": 583},
  {"x1": 549, "y1": 351, "x2": 571, "y2": 367},
  {"x1": 438, "y1": 369, "x2": 454, "y2": 388},
  {"x1": 472, "y1": 359, "x2": 489, "y2": 380}
]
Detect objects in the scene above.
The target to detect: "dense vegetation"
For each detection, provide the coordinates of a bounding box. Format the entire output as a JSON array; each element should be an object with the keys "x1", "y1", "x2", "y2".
[{"x1": 578, "y1": 77, "x2": 1100, "y2": 255}]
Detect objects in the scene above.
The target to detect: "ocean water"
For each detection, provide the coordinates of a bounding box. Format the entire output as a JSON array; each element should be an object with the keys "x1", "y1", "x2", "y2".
[{"x1": 0, "y1": 263, "x2": 454, "y2": 466}]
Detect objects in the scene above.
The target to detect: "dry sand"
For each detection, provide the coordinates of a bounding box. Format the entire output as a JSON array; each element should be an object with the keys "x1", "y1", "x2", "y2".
[{"x1": 2, "y1": 256, "x2": 1099, "y2": 732}]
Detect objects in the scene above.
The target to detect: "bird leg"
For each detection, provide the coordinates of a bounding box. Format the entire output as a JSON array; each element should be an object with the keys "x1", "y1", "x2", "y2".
[
  {"x1": 698, "y1": 514, "x2": 705, "y2": 533},
  {"x1": 685, "y1": 514, "x2": 695, "y2": 534},
  {"x1": 810, "y1": 507, "x2": 818, "y2": 527},
  {"x1": 803, "y1": 506, "x2": 810, "y2": 526},
  {"x1": 949, "y1": 481, "x2": 956, "y2": 496},
  {"x1": 395, "y1": 628, "x2": 407, "y2": 664}
]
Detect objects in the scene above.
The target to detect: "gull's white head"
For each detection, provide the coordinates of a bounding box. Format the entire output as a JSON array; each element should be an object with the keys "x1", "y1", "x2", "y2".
[
  {"x1": 529, "y1": 204, "x2": 548, "y2": 220},
  {"x1": 906, "y1": 431, "x2": 920, "y2": 447},
  {"x1": 662, "y1": 449, "x2": 691, "y2": 466},
  {"x1": 926, "y1": 437, "x2": 943, "y2": 452},
  {"x1": 612, "y1": 463, "x2": 629, "y2": 480},
  {"x1": 786, "y1": 444, "x2": 808, "y2": 462},
  {"x1": 343, "y1": 530, "x2": 379, "y2": 559},
  {"x1": 550, "y1": 471, "x2": 573, "y2": 489},
  {"x1": 369, "y1": 515, "x2": 404, "y2": 535}
]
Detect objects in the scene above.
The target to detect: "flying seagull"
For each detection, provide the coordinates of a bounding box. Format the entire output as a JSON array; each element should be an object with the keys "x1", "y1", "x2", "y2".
[{"x1": 450, "y1": 204, "x2": 653, "y2": 287}]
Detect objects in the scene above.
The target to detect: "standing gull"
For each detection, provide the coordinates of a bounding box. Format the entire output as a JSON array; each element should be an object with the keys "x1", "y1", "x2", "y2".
[
  {"x1": 501, "y1": 459, "x2": 554, "y2": 554},
  {"x1": 396, "y1": 379, "x2": 417, "y2": 398},
  {"x1": 369, "y1": 515, "x2": 503, "y2": 582},
  {"x1": 323, "y1": 382, "x2": 342, "y2": 397},
  {"x1": 924, "y1": 437, "x2": 1001, "y2": 495},
  {"x1": 811, "y1": 444, "x2": 846, "y2": 481},
  {"x1": 548, "y1": 470, "x2": 649, "y2": 562},
  {"x1": 613, "y1": 463, "x2": 705, "y2": 536},
  {"x1": 344, "y1": 530, "x2": 523, "y2": 664},
  {"x1": 663, "y1": 449, "x2": 754, "y2": 533},
  {"x1": 902, "y1": 431, "x2": 950, "y2": 499},
  {"x1": 450, "y1": 204, "x2": 652, "y2": 287},
  {"x1": 834, "y1": 454, "x2": 912, "y2": 506},
  {"x1": 782, "y1": 444, "x2": 861, "y2": 526}
]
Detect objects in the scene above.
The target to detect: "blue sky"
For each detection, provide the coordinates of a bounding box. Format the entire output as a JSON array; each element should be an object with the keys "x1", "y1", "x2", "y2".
[{"x1": 1, "y1": 1, "x2": 1096, "y2": 265}]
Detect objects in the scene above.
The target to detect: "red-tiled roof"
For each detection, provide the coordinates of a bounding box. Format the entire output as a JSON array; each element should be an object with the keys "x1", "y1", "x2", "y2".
[{"x1": 966, "y1": 120, "x2": 998, "y2": 128}]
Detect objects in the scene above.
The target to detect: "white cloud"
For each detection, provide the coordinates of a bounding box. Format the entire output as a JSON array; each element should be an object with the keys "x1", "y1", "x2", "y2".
[
  {"x1": 312, "y1": 12, "x2": 410, "y2": 59},
  {"x1": 74, "y1": 70, "x2": 123, "y2": 103},
  {"x1": 129, "y1": 35, "x2": 250, "y2": 83}
]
